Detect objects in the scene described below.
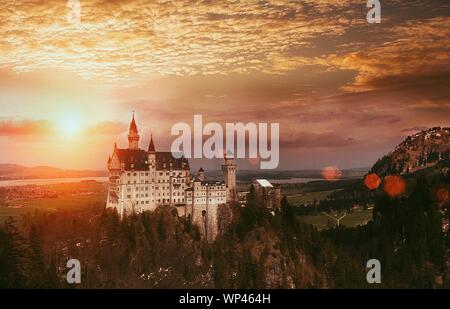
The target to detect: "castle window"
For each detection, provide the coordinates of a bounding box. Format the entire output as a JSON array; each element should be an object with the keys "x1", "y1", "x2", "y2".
[
  {"x1": 134, "y1": 173, "x2": 137, "y2": 176},
  {"x1": 127, "y1": 195, "x2": 131, "y2": 198},
  {"x1": 127, "y1": 173, "x2": 131, "y2": 176}
]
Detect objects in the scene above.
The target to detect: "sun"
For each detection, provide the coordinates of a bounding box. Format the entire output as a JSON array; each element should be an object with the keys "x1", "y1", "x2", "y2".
[{"x1": 59, "y1": 115, "x2": 82, "y2": 135}]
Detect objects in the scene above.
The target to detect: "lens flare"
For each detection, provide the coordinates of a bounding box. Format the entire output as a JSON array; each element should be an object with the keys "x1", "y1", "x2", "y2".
[
  {"x1": 322, "y1": 166, "x2": 342, "y2": 181},
  {"x1": 364, "y1": 173, "x2": 381, "y2": 190},
  {"x1": 435, "y1": 187, "x2": 449, "y2": 204},
  {"x1": 383, "y1": 175, "x2": 406, "y2": 197}
]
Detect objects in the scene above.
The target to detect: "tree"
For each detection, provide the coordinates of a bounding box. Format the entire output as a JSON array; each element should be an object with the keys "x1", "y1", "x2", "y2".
[
  {"x1": 27, "y1": 223, "x2": 47, "y2": 288},
  {"x1": 281, "y1": 196, "x2": 295, "y2": 224},
  {"x1": 0, "y1": 217, "x2": 28, "y2": 288}
]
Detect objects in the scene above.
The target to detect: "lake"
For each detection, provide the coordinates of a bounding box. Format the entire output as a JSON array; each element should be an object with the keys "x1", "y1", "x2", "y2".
[{"x1": 267, "y1": 178, "x2": 323, "y2": 184}]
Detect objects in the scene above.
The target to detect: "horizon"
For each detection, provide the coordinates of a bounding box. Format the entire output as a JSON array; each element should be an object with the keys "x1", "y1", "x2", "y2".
[{"x1": 0, "y1": 161, "x2": 371, "y2": 173}]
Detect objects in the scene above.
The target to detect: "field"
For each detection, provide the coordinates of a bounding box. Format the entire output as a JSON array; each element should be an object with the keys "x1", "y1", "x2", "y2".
[
  {"x1": 298, "y1": 208, "x2": 373, "y2": 230},
  {"x1": 0, "y1": 181, "x2": 107, "y2": 223},
  {"x1": 286, "y1": 189, "x2": 339, "y2": 205}
]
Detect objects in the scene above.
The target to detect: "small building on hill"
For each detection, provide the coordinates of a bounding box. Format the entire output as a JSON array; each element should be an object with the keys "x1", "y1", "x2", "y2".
[{"x1": 253, "y1": 179, "x2": 281, "y2": 211}]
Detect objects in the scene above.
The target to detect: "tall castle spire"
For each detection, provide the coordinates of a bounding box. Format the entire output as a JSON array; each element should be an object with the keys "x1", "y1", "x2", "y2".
[
  {"x1": 148, "y1": 134, "x2": 155, "y2": 152},
  {"x1": 128, "y1": 112, "x2": 140, "y2": 149}
]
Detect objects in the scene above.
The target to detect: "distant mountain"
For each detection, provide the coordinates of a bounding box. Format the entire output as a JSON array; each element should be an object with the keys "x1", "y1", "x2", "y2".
[
  {"x1": 0, "y1": 164, "x2": 107, "y2": 180},
  {"x1": 205, "y1": 168, "x2": 369, "y2": 182},
  {"x1": 371, "y1": 127, "x2": 450, "y2": 176}
]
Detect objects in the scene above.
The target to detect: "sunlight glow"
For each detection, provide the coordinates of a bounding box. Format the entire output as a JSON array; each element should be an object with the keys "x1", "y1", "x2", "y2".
[{"x1": 59, "y1": 115, "x2": 82, "y2": 135}]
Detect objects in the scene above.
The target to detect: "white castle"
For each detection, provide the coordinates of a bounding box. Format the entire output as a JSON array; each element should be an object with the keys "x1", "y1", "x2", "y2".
[{"x1": 106, "y1": 113, "x2": 237, "y2": 241}]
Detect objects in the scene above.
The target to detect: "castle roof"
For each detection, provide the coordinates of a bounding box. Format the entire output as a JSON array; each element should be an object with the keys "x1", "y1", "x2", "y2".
[
  {"x1": 114, "y1": 148, "x2": 189, "y2": 171},
  {"x1": 155, "y1": 152, "x2": 189, "y2": 170},
  {"x1": 202, "y1": 180, "x2": 225, "y2": 186},
  {"x1": 255, "y1": 179, "x2": 273, "y2": 188},
  {"x1": 129, "y1": 113, "x2": 138, "y2": 133},
  {"x1": 148, "y1": 134, "x2": 155, "y2": 152}
]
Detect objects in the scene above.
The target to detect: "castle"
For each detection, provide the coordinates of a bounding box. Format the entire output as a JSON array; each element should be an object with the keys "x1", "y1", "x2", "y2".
[{"x1": 106, "y1": 113, "x2": 237, "y2": 242}]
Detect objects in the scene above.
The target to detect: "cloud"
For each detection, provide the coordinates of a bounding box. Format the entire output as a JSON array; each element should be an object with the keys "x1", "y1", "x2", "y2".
[
  {"x1": 0, "y1": 119, "x2": 127, "y2": 138},
  {"x1": 0, "y1": 119, "x2": 55, "y2": 136},
  {"x1": 327, "y1": 17, "x2": 450, "y2": 93},
  {"x1": 0, "y1": 0, "x2": 352, "y2": 82},
  {"x1": 281, "y1": 131, "x2": 356, "y2": 149},
  {"x1": 83, "y1": 121, "x2": 127, "y2": 135}
]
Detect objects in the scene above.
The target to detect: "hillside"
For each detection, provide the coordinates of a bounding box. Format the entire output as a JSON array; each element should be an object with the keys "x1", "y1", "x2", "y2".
[
  {"x1": 371, "y1": 127, "x2": 450, "y2": 176},
  {"x1": 0, "y1": 164, "x2": 107, "y2": 180}
]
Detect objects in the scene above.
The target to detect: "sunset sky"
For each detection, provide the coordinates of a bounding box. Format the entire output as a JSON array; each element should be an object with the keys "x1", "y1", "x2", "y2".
[{"x1": 0, "y1": 0, "x2": 449, "y2": 171}]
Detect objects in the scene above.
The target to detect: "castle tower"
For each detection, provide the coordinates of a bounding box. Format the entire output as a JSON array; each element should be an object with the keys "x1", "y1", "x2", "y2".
[
  {"x1": 128, "y1": 112, "x2": 140, "y2": 150},
  {"x1": 222, "y1": 152, "x2": 237, "y2": 201},
  {"x1": 197, "y1": 167, "x2": 205, "y2": 181},
  {"x1": 148, "y1": 134, "x2": 156, "y2": 171},
  {"x1": 147, "y1": 134, "x2": 156, "y2": 210}
]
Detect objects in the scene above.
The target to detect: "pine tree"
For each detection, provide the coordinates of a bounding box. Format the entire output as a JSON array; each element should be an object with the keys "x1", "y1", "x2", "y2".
[
  {"x1": 0, "y1": 217, "x2": 28, "y2": 288},
  {"x1": 27, "y1": 223, "x2": 47, "y2": 288}
]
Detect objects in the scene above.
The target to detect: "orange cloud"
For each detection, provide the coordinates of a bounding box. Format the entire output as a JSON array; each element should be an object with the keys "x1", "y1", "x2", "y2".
[
  {"x1": 0, "y1": 119, "x2": 55, "y2": 136},
  {"x1": 327, "y1": 17, "x2": 450, "y2": 92},
  {"x1": 0, "y1": 119, "x2": 127, "y2": 138}
]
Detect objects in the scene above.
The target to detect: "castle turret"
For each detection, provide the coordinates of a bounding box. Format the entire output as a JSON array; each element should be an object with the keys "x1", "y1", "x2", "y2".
[
  {"x1": 147, "y1": 134, "x2": 156, "y2": 166},
  {"x1": 108, "y1": 142, "x2": 121, "y2": 170},
  {"x1": 128, "y1": 112, "x2": 140, "y2": 149},
  {"x1": 222, "y1": 151, "x2": 237, "y2": 201},
  {"x1": 197, "y1": 167, "x2": 205, "y2": 181}
]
